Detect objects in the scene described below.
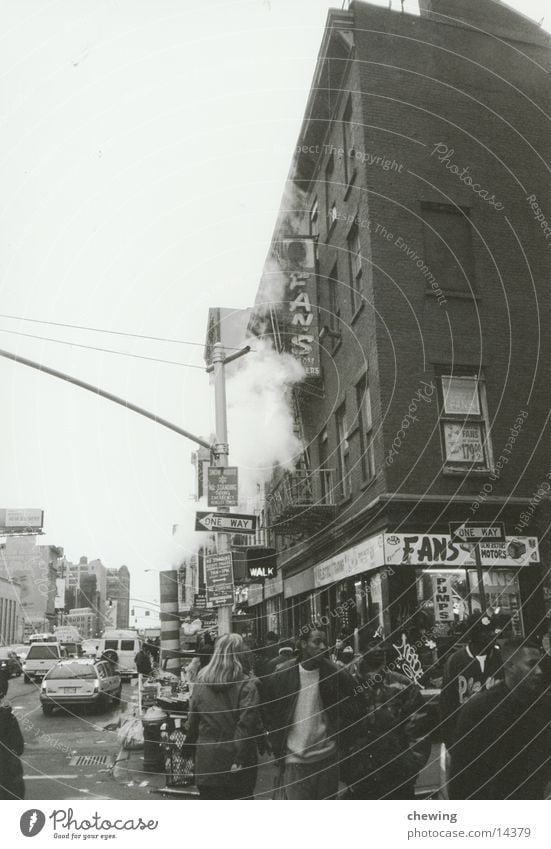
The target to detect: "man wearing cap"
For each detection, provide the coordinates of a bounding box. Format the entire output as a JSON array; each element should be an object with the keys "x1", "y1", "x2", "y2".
[{"x1": 439, "y1": 613, "x2": 501, "y2": 749}]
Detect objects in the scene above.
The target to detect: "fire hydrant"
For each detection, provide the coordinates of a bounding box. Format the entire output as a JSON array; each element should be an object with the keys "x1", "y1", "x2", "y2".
[{"x1": 142, "y1": 705, "x2": 168, "y2": 773}]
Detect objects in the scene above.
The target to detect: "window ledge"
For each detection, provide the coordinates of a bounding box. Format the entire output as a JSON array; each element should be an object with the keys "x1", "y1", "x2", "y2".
[
  {"x1": 351, "y1": 301, "x2": 365, "y2": 324},
  {"x1": 360, "y1": 476, "x2": 377, "y2": 492},
  {"x1": 337, "y1": 494, "x2": 353, "y2": 507},
  {"x1": 344, "y1": 172, "x2": 357, "y2": 201},
  {"x1": 442, "y1": 467, "x2": 490, "y2": 477}
]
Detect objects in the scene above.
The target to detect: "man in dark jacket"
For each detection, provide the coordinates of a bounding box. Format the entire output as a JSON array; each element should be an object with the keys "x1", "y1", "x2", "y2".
[
  {"x1": 0, "y1": 693, "x2": 25, "y2": 800},
  {"x1": 449, "y1": 639, "x2": 550, "y2": 799},
  {"x1": 348, "y1": 642, "x2": 430, "y2": 799},
  {"x1": 134, "y1": 646, "x2": 152, "y2": 676},
  {"x1": 262, "y1": 628, "x2": 361, "y2": 799},
  {"x1": 439, "y1": 613, "x2": 501, "y2": 748}
]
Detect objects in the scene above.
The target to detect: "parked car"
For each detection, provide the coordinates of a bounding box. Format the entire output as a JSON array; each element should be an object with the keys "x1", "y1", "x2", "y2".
[
  {"x1": 40, "y1": 658, "x2": 122, "y2": 715},
  {"x1": 0, "y1": 648, "x2": 22, "y2": 678},
  {"x1": 22, "y1": 642, "x2": 65, "y2": 683}
]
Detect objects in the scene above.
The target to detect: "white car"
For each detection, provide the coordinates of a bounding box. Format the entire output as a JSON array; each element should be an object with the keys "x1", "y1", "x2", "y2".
[{"x1": 40, "y1": 658, "x2": 122, "y2": 715}]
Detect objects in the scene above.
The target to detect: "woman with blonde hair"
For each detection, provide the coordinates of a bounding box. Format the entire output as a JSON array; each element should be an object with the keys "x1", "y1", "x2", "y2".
[{"x1": 185, "y1": 632, "x2": 263, "y2": 799}]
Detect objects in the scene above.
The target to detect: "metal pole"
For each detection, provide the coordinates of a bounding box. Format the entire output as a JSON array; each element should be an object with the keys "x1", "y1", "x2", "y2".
[
  {"x1": 212, "y1": 342, "x2": 232, "y2": 636},
  {"x1": 474, "y1": 544, "x2": 487, "y2": 613}
]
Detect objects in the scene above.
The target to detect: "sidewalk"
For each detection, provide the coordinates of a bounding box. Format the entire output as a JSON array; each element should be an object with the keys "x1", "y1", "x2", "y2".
[{"x1": 113, "y1": 743, "x2": 441, "y2": 799}]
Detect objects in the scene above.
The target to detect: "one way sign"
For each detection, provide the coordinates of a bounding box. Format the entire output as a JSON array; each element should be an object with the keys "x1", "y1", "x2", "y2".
[{"x1": 195, "y1": 511, "x2": 257, "y2": 535}]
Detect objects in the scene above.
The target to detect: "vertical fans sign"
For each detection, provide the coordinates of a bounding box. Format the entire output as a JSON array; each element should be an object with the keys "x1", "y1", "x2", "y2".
[{"x1": 276, "y1": 237, "x2": 320, "y2": 377}]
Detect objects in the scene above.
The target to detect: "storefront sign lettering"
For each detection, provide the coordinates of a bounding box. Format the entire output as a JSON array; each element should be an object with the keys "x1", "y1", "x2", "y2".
[
  {"x1": 433, "y1": 575, "x2": 454, "y2": 622},
  {"x1": 383, "y1": 534, "x2": 539, "y2": 567},
  {"x1": 276, "y1": 237, "x2": 321, "y2": 378}
]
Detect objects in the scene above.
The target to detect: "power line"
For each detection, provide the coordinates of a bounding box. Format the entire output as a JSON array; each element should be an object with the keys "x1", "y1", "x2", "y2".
[
  {"x1": 0, "y1": 326, "x2": 206, "y2": 369},
  {"x1": 0, "y1": 311, "x2": 252, "y2": 352}
]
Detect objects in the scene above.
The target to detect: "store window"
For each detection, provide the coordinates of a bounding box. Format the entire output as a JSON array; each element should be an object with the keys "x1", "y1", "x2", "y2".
[
  {"x1": 347, "y1": 224, "x2": 363, "y2": 314},
  {"x1": 336, "y1": 403, "x2": 351, "y2": 499},
  {"x1": 439, "y1": 374, "x2": 491, "y2": 470},
  {"x1": 356, "y1": 375, "x2": 375, "y2": 482}
]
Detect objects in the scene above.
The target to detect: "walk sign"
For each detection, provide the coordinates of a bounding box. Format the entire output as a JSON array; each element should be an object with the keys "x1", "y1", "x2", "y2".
[
  {"x1": 195, "y1": 511, "x2": 256, "y2": 534},
  {"x1": 449, "y1": 522, "x2": 506, "y2": 543}
]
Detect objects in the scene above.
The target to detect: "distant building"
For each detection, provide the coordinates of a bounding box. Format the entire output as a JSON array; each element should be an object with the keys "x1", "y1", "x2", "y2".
[
  {"x1": 0, "y1": 575, "x2": 24, "y2": 644},
  {"x1": 65, "y1": 607, "x2": 95, "y2": 639},
  {"x1": 0, "y1": 535, "x2": 62, "y2": 635},
  {"x1": 63, "y1": 556, "x2": 109, "y2": 636},
  {"x1": 106, "y1": 565, "x2": 130, "y2": 629}
]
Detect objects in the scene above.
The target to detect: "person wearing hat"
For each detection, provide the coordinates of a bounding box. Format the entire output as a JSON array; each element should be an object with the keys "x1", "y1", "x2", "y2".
[
  {"x1": 439, "y1": 612, "x2": 502, "y2": 748},
  {"x1": 342, "y1": 639, "x2": 430, "y2": 799},
  {"x1": 438, "y1": 612, "x2": 501, "y2": 798}
]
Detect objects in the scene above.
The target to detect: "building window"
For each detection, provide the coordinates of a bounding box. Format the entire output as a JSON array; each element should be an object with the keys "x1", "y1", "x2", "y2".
[
  {"x1": 356, "y1": 376, "x2": 375, "y2": 482},
  {"x1": 318, "y1": 428, "x2": 331, "y2": 505},
  {"x1": 310, "y1": 197, "x2": 319, "y2": 238},
  {"x1": 336, "y1": 404, "x2": 351, "y2": 499},
  {"x1": 328, "y1": 262, "x2": 340, "y2": 333},
  {"x1": 325, "y1": 153, "x2": 335, "y2": 232},
  {"x1": 347, "y1": 224, "x2": 363, "y2": 313},
  {"x1": 439, "y1": 374, "x2": 491, "y2": 470},
  {"x1": 421, "y1": 202, "x2": 475, "y2": 295},
  {"x1": 342, "y1": 96, "x2": 357, "y2": 186}
]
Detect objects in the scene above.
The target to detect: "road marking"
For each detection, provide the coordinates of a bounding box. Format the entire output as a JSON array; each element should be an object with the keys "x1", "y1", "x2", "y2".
[{"x1": 24, "y1": 775, "x2": 78, "y2": 780}]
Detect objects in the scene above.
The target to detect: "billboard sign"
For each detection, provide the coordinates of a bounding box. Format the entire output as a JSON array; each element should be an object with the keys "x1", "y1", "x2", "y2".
[{"x1": 0, "y1": 508, "x2": 43, "y2": 533}]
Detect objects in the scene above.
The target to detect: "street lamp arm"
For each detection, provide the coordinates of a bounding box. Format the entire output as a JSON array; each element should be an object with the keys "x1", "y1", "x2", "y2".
[{"x1": 0, "y1": 345, "x2": 211, "y2": 451}]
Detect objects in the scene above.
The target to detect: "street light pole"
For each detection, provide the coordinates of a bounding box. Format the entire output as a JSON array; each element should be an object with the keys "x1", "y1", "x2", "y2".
[{"x1": 212, "y1": 342, "x2": 232, "y2": 636}]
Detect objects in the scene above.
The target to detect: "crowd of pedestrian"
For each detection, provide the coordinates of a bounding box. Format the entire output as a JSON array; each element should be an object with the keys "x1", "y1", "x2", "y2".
[{"x1": 183, "y1": 618, "x2": 551, "y2": 800}]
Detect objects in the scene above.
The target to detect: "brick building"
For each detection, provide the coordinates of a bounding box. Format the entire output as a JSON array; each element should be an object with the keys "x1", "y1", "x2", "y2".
[{"x1": 246, "y1": 0, "x2": 551, "y2": 676}]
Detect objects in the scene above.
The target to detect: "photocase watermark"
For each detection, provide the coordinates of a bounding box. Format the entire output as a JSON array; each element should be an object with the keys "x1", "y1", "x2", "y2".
[
  {"x1": 19, "y1": 714, "x2": 72, "y2": 756},
  {"x1": 526, "y1": 194, "x2": 551, "y2": 246},
  {"x1": 430, "y1": 143, "x2": 505, "y2": 212},
  {"x1": 469, "y1": 409, "x2": 529, "y2": 513},
  {"x1": 298, "y1": 142, "x2": 404, "y2": 173},
  {"x1": 514, "y1": 470, "x2": 551, "y2": 533},
  {"x1": 385, "y1": 380, "x2": 436, "y2": 466},
  {"x1": 329, "y1": 210, "x2": 447, "y2": 306},
  {"x1": 297, "y1": 566, "x2": 396, "y2": 637}
]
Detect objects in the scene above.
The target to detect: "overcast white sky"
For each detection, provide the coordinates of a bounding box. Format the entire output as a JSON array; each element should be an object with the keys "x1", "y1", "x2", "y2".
[{"x1": 0, "y1": 0, "x2": 548, "y2": 625}]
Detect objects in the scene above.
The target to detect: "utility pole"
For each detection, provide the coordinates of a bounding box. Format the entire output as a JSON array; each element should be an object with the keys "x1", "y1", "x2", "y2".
[{"x1": 210, "y1": 341, "x2": 250, "y2": 636}]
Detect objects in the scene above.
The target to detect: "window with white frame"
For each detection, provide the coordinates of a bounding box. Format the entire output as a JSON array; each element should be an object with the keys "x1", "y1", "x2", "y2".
[
  {"x1": 336, "y1": 404, "x2": 351, "y2": 498},
  {"x1": 439, "y1": 374, "x2": 491, "y2": 469},
  {"x1": 356, "y1": 376, "x2": 375, "y2": 482},
  {"x1": 310, "y1": 197, "x2": 319, "y2": 239},
  {"x1": 342, "y1": 96, "x2": 357, "y2": 186},
  {"x1": 347, "y1": 224, "x2": 363, "y2": 313}
]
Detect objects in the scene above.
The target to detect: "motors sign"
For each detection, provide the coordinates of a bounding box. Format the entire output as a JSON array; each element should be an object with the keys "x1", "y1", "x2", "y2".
[{"x1": 383, "y1": 533, "x2": 540, "y2": 567}]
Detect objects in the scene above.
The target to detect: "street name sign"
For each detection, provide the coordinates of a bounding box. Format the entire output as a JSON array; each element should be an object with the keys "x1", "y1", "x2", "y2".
[
  {"x1": 449, "y1": 522, "x2": 506, "y2": 543},
  {"x1": 207, "y1": 466, "x2": 239, "y2": 507},
  {"x1": 195, "y1": 511, "x2": 257, "y2": 534},
  {"x1": 205, "y1": 552, "x2": 234, "y2": 606}
]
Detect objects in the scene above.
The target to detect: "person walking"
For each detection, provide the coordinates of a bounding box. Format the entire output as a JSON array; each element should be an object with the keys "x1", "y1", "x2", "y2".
[
  {"x1": 0, "y1": 679, "x2": 25, "y2": 800},
  {"x1": 262, "y1": 628, "x2": 361, "y2": 800},
  {"x1": 134, "y1": 645, "x2": 152, "y2": 676},
  {"x1": 185, "y1": 633, "x2": 263, "y2": 800},
  {"x1": 449, "y1": 639, "x2": 551, "y2": 799},
  {"x1": 344, "y1": 640, "x2": 430, "y2": 799}
]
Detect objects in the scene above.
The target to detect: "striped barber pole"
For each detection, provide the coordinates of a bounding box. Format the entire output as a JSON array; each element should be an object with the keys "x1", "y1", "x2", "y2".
[{"x1": 160, "y1": 569, "x2": 180, "y2": 675}]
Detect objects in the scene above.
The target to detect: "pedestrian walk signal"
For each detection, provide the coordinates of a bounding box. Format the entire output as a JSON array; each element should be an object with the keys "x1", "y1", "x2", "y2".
[{"x1": 231, "y1": 546, "x2": 277, "y2": 583}]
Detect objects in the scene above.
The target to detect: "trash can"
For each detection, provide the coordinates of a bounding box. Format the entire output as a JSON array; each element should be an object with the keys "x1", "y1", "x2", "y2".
[{"x1": 142, "y1": 705, "x2": 168, "y2": 772}]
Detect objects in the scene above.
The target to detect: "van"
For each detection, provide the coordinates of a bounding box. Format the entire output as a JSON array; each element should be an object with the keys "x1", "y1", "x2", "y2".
[
  {"x1": 96, "y1": 630, "x2": 141, "y2": 680},
  {"x1": 23, "y1": 642, "x2": 64, "y2": 683}
]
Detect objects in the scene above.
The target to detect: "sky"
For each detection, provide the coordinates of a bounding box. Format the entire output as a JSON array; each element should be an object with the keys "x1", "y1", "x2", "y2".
[{"x1": 0, "y1": 0, "x2": 548, "y2": 627}]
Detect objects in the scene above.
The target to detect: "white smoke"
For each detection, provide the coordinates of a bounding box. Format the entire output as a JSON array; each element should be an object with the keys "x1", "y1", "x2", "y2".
[
  {"x1": 170, "y1": 496, "x2": 214, "y2": 567},
  {"x1": 225, "y1": 336, "x2": 305, "y2": 504}
]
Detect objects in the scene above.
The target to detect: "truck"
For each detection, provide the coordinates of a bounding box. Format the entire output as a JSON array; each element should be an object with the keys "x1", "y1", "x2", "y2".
[
  {"x1": 53, "y1": 626, "x2": 84, "y2": 658},
  {"x1": 95, "y1": 629, "x2": 141, "y2": 680}
]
